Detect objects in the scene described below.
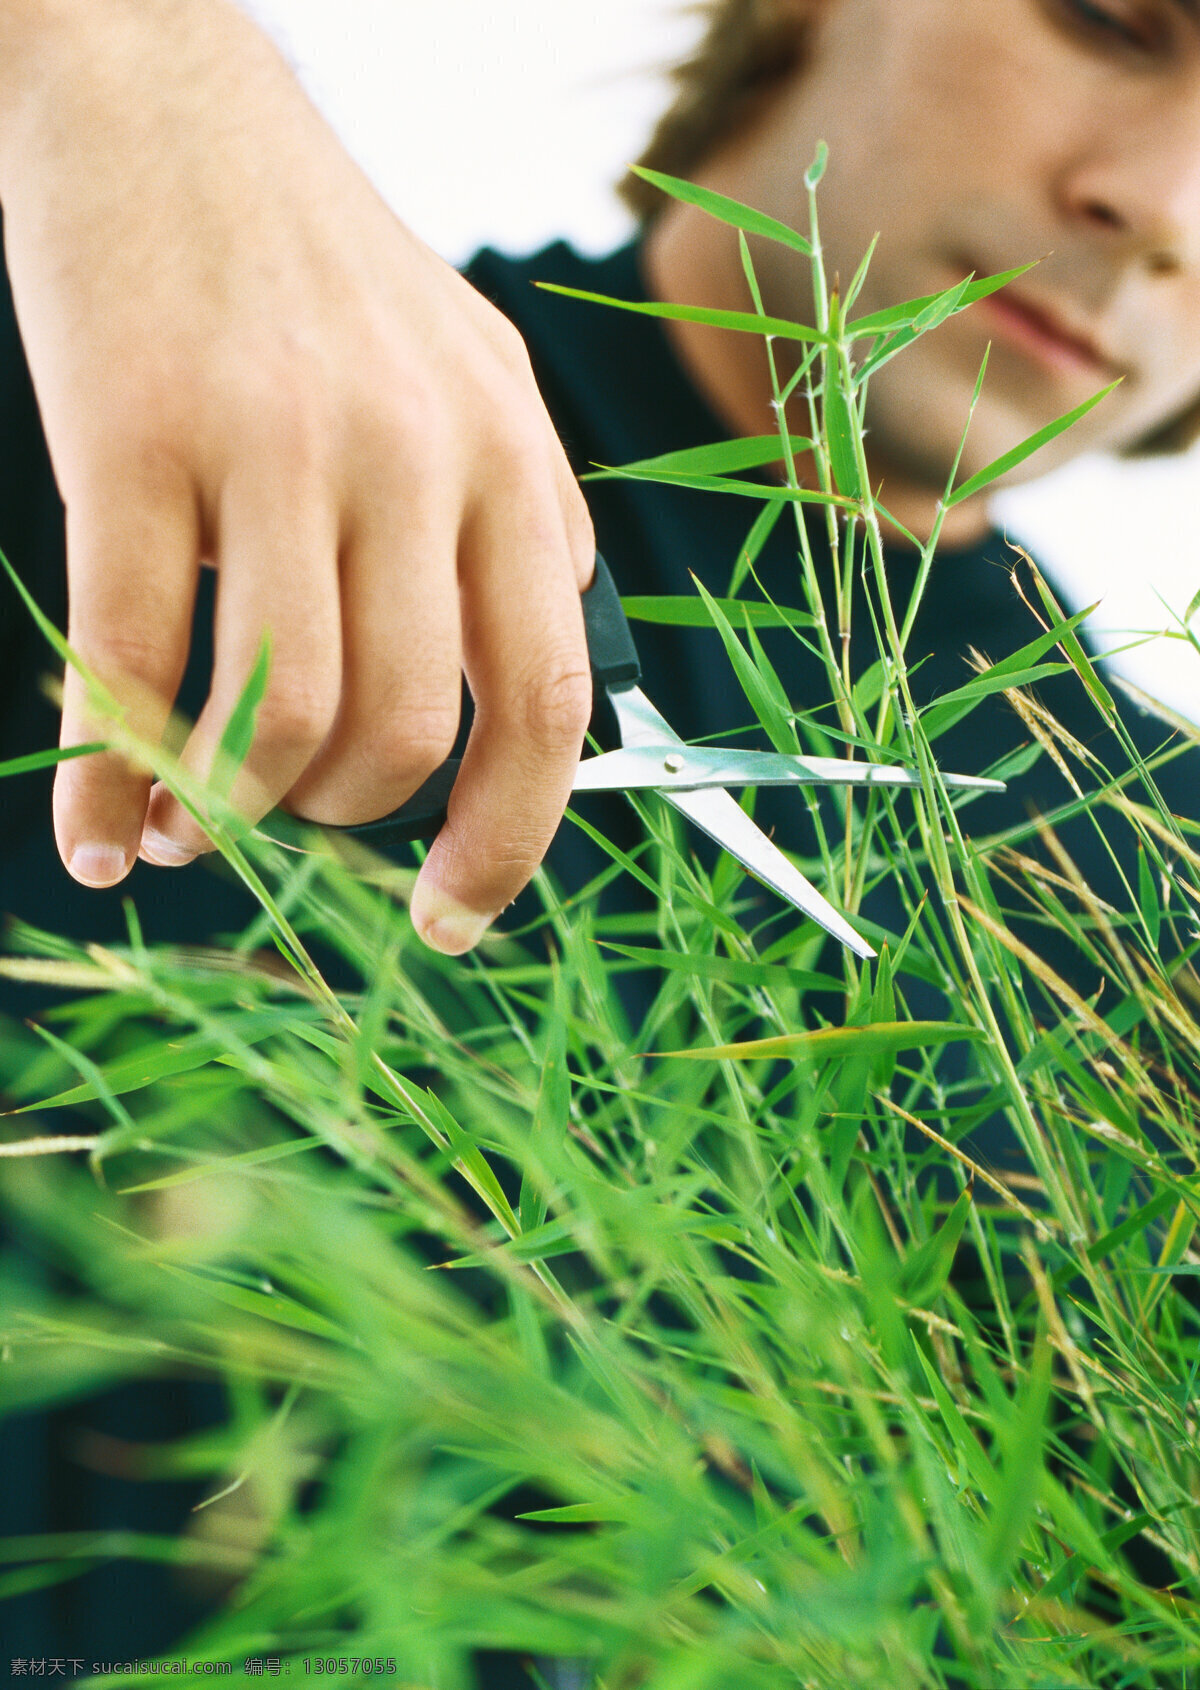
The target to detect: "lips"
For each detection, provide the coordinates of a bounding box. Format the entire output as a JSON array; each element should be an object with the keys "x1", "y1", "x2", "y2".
[{"x1": 959, "y1": 264, "x2": 1123, "y2": 381}]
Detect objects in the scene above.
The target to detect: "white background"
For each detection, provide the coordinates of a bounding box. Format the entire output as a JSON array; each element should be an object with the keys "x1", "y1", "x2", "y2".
[{"x1": 247, "y1": 0, "x2": 1200, "y2": 718}]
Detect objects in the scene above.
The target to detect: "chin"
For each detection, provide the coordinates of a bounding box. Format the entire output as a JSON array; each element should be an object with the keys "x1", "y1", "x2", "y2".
[{"x1": 863, "y1": 354, "x2": 1086, "y2": 502}]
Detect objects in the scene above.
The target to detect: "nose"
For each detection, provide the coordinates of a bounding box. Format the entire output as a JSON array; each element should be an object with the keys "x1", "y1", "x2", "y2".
[{"x1": 1059, "y1": 97, "x2": 1200, "y2": 277}]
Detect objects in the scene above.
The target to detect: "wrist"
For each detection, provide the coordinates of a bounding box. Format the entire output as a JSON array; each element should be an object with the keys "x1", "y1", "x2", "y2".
[{"x1": 0, "y1": 0, "x2": 287, "y2": 193}]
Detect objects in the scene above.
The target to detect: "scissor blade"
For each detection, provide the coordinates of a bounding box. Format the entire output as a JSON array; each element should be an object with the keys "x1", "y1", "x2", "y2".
[
  {"x1": 573, "y1": 744, "x2": 1005, "y2": 794},
  {"x1": 660, "y1": 783, "x2": 876, "y2": 960},
  {"x1": 608, "y1": 684, "x2": 690, "y2": 749},
  {"x1": 743, "y1": 753, "x2": 1006, "y2": 794}
]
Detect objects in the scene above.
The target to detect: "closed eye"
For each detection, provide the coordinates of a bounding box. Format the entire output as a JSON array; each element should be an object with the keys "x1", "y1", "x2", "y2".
[{"x1": 1051, "y1": 0, "x2": 1168, "y2": 52}]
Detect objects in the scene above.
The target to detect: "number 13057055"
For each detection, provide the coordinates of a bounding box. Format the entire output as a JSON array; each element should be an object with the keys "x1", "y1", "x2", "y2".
[{"x1": 302, "y1": 1662, "x2": 397, "y2": 1676}]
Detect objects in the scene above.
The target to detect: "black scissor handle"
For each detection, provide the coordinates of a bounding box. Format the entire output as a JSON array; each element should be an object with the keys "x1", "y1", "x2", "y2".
[
  {"x1": 579, "y1": 550, "x2": 640, "y2": 693},
  {"x1": 338, "y1": 552, "x2": 639, "y2": 848}
]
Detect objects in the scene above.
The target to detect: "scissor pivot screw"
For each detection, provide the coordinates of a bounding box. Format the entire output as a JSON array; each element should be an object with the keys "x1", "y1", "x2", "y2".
[{"x1": 664, "y1": 753, "x2": 686, "y2": 773}]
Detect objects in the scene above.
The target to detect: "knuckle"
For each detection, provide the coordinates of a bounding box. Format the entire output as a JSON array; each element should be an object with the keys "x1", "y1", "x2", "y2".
[
  {"x1": 76, "y1": 627, "x2": 177, "y2": 695},
  {"x1": 96, "y1": 429, "x2": 193, "y2": 504},
  {"x1": 252, "y1": 675, "x2": 339, "y2": 750},
  {"x1": 472, "y1": 363, "x2": 551, "y2": 456},
  {"x1": 509, "y1": 657, "x2": 593, "y2": 753},
  {"x1": 487, "y1": 415, "x2": 550, "y2": 485},
  {"x1": 486, "y1": 311, "x2": 535, "y2": 376},
  {"x1": 372, "y1": 702, "x2": 460, "y2": 785}
]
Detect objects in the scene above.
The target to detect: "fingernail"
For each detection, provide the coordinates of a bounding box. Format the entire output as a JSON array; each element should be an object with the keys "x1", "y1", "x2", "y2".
[
  {"x1": 68, "y1": 844, "x2": 129, "y2": 888},
  {"x1": 140, "y1": 828, "x2": 197, "y2": 868},
  {"x1": 410, "y1": 884, "x2": 493, "y2": 955}
]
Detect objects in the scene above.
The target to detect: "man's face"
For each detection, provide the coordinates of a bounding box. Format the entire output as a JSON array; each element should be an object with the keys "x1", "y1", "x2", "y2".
[{"x1": 743, "y1": 0, "x2": 1200, "y2": 492}]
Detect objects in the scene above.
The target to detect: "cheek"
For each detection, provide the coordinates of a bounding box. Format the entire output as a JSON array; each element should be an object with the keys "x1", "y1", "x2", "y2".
[{"x1": 814, "y1": 2, "x2": 1089, "y2": 242}]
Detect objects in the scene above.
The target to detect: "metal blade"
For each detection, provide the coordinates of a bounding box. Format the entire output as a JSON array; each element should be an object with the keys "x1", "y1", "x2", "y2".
[
  {"x1": 660, "y1": 783, "x2": 876, "y2": 960},
  {"x1": 574, "y1": 743, "x2": 1004, "y2": 795},
  {"x1": 607, "y1": 684, "x2": 691, "y2": 749}
]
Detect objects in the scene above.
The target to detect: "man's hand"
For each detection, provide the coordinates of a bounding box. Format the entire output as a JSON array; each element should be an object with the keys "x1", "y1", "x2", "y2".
[{"x1": 0, "y1": 0, "x2": 594, "y2": 953}]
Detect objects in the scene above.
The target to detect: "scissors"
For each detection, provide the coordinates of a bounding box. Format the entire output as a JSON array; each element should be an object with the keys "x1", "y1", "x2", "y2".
[{"x1": 336, "y1": 554, "x2": 1004, "y2": 961}]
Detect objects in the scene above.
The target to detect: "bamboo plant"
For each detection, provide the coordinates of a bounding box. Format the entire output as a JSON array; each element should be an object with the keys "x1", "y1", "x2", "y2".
[{"x1": 2, "y1": 155, "x2": 1199, "y2": 1689}]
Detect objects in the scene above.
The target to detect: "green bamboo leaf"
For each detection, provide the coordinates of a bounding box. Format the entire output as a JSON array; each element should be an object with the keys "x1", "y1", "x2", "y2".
[
  {"x1": 118, "y1": 1133, "x2": 325, "y2": 1193},
  {"x1": 447, "y1": 1217, "x2": 580, "y2": 1270},
  {"x1": 852, "y1": 659, "x2": 887, "y2": 714},
  {"x1": 986, "y1": 740, "x2": 1044, "y2": 783},
  {"x1": 587, "y1": 462, "x2": 852, "y2": 506},
  {"x1": 9, "y1": 1014, "x2": 295, "y2": 1113},
  {"x1": 911, "y1": 1339, "x2": 998, "y2": 1494},
  {"x1": 691, "y1": 575, "x2": 796, "y2": 753},
  {"x1": 907, "y1": 274, "x2": 974, "y2": 336},
  {"x1": 421, "y1": 1087, "x2": 521, "y2": 1238},
  {"x1": 730, "y1": 497, "x2": 786, "y2": 594},
  {"x1": 948, "y1": 380, "x2": 1121, "y2": 506},
  {"x1": 984, "y1": 1330, "x2": 1052, "y2": 1578},
  {"x1": 899, "y1": 1188, "x2": 972, "y2": 1304},
  {"x1": 671, "y1": 1500, "x2": 816, "y2": 1602},
  {"x1": 628, "y1": 165, "x2": 812, "y2": 256},
  {"x1": 598, "y1": 943, "x2": 842, "y2": 994},
  {"x1": 564, "y1": 805, "x2": 676, "y2": 907},
  {"x1": 1186, "y1": 585, "x2": 1200, "y2": 625},
  {"x1": 963, "y1": 608, "x2": 1096, "y2": 682},
  {"x1": 521, "y1": 962, "x2": 569, "y2": 1234},
  {"x1": 656, "y1": 1021, "x2": 985, "y2": 1062},
  {"x1": 534, "y1": 282, "x2": 825, "y2": 345},
  {"x1": 920, "y1": 662, "x2": 1072, "y2": 742},
  {"x1": 918, "y1": 604, "x2": 1096, "y2": 740},
  {"x1": 846, "y1": 960, "x2": 873, "y2": 1026},
  {"x1": 583, "y1": 433, "x2": 814, "y2": 481},
  {"x1": 857, "y1": 330, "x2": 920, "y2": 384},
  {"x1": 1049, "y1": 1184, "x2": 1182, "y2": 1288},
  {"x1": 160, "y1": 1265, "x2": 349, "y2": 1343},
  {"x1": 212, "y1": 632, "x2": 271, "y2": 799},
  {"x1": 1026, "y1": 560, "x2": 1117, "y2": 719},
  {"x1": 822, "y1": 363, "x2": 863, "y2": 500},
  {"x1": 870, "y1": 948, "x2": 897, "y2": 1086},
  {"x1": 1137, "y1": 844, "x2": 1162, "y2": 950},
  {"x1": 855, "y1": 275, "x2": 1032, "y2": 384},
  {"x1": 843, "y1": 234, "x2": 880, "y2": 315},
  {"x1": 0, "y1": 742, "x2": 107, "y2": 780},
  {"x1": 1038, "y1": 1472, "x2": 1122, "y2": 1578},
  {"x1": 858, "y1": 280, "x2": 983, "y2": 389},
  {"x1": 620, "y1": 595, "x2": 815, "y2": 630},
  {"x1": 25, "y1": 1023, "x2": 137, "y2": 1143},
  {"x1": 849, "y1": 264, "x2": 1035, "y2": 336},
  {"x1": 518, "y1": 1500, "x2": 636, "y2": 1524},
  {"x1": 1033, "y1": 1510, "x2": 1154, "y2": 1607},
  {"x1": 737, "y1": 226, "x2": 764, "y2": 318},
  {"x1": 744, "y1": 615, "x2": 795, "y2": 731},
  {"x1": 0, "y1": 544, "x2": 82, "y2": 673}
]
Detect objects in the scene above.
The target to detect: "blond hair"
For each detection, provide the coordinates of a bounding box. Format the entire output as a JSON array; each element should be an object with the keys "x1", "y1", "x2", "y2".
[{"x1": 622, "y1": 0, "x2": 1198, "y2": 455}]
